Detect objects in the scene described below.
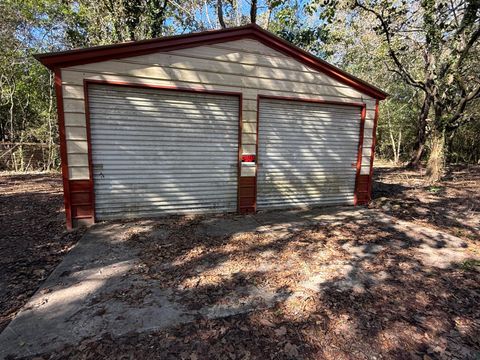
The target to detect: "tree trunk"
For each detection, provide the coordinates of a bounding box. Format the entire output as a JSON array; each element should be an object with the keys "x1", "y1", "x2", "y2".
[
  {"x1": 217, "y1": 0, "x2": 226, "y2": 28},
  {"x1": 408, "y1": 94, "x2": 431, "y2": 168},
  {"x1": 426, "y1": 130, "x2": 445, "y2": 182},
  {"x1": 250, "y1": 0, "x2": 257, "y2": 24},
  {"x1": 395, "y1": 129, "x2": 402, "y2": 164}
]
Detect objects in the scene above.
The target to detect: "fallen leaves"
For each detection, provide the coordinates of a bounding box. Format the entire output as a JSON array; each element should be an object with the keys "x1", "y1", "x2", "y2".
[
  {"x1": 4, "y1": 166, "x2": 480, "y2": 359},
  {"x1": 0, "y1": 174, "x2": 85, "y2": 332}
]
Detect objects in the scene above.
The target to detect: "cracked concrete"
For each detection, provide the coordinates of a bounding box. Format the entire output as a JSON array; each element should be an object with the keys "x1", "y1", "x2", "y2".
[{"x1": 0, "y1": 206, "x2": 475, "y2": 359}]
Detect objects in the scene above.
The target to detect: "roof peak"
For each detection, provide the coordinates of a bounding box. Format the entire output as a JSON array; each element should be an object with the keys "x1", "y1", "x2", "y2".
[{"x1": 35, "y1": 24, "x2": 387, "y2": 99}]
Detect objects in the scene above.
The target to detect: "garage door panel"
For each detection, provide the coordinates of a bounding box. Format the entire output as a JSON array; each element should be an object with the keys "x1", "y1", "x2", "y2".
[
  {"x1": 258, "y1": 98, "x2": 360, "y2": 209},
  {"x1": 88, "y1": 105, "x2": 239, "y2": 119},
  {"x1": 89, "y1": 85, "x2": 239, "y2": 220}
]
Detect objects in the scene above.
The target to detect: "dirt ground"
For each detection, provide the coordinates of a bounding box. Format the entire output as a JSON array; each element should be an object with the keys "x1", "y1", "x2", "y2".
[
  {"x1": 371, "y1": 165, "x2": 480, "y2": 242},
  {"x1": 1, "y1": 166, "x2": 479, "y2": 359},
  {"x1": 0, "y1": 174, "x2": 86, "y2": 332}
]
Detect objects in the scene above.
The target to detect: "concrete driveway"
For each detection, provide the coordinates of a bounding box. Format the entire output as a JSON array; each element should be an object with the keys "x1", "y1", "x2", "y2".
[{"x1": 0, "y1": 206, "x2": 477, "y2": 359}]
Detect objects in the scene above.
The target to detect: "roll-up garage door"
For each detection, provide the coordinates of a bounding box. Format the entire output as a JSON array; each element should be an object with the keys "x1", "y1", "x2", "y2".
[
  {"x1": 257, "y1": 98, "x2": 361, "y2": 209},
  {"x1": 88, "y1": 85, "x2": 239, "y2": 220}
]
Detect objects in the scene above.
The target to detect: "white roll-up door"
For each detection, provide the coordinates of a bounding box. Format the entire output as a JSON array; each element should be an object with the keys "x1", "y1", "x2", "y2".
[
  {"x1": 88, "y1": 85, "x2": 239, "y2": 220},
  {"x1": 257, "y1": 98, "x2": 361, "y2": 209}
]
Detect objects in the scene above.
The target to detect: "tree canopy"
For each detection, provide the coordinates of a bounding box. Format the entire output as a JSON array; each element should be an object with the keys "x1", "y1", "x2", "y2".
[{"x1": 1, "y1": 0, "x2": 479, "y2": 176}]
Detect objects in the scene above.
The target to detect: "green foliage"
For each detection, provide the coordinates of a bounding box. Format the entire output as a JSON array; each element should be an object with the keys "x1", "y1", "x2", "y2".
[{"x1": 0, "y1": 0, "x2": 478, "y2": 172}]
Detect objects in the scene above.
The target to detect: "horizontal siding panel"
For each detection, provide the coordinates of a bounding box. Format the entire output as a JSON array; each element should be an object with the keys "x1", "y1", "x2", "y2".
[
  {"x1": 63, "y1": 69, "x2": 367, "y2": 102},
  {"x1": 67, "y1": 65, "x2": 366, "y2": 100},
  {"x1": 362, "y1": 147, "x2": 372, "y2": 157},
  {"x1": 242, "y1": 144, "x2": 256, "y2": 154},
  {"x1": 66, "y1": 140, "x2": 88, "y2": 154},
  {"x1": 64, "y1": 98, "x2": 85, "y2": 113},
  {"x1": 69, "y1": 166, "x2": 90, "y2": 180},
  {"x1": 170, "y1": 41, "x2": 349, "y2": 84},
  {"x1": 64, "y1": 112, "x2": 87, "y2": 126},
  {"x1": 88, "y1": 84, "x2": 239, "y2": 220},
  {"x1": 243, "y1": 122, "x2": 256, "y2": 133},
  {"x1": 241, "y1": 166, "x2": 256, "y2": 177},
  {"x1": 67, "y1": 153, "x2": 89, "y2": 166},
  {"x1": 65, "y1": 126, "x2": 87, "y2": 140},
  {"x1": 107, "y1": 56, "x2": 356, "y2": 92},
  {"x1": 63, "y1": 84, "x2": 84, "y2": 99},
  {"x1": 364, "y1": 119, "x2": 374, "y2": 129},
  {"x1": 67, "y1": 40, "x2": 351, "y2": 89}
]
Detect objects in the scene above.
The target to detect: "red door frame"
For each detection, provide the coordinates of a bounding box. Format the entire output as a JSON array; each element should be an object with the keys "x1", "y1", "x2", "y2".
[
  {"x1": 79, "y1": 80, "x2": 243, "y2": 224},
  {"x1": 255, "y1": 94, "x2": 367, "y2": 208}
]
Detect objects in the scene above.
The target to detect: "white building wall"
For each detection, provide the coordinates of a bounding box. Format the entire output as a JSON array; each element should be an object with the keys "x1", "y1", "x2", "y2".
[{"x1": 60, "y1": 38, "x2": 376, "y2": 180}]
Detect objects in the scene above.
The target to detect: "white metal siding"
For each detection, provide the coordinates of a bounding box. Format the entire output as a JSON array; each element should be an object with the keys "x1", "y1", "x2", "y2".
[
  {"x1": 88, "y1": 85, "x2": 239, "y2": 220},
  {"x1": 257, "y1": 99, "x2": 361, "y2": 209}
]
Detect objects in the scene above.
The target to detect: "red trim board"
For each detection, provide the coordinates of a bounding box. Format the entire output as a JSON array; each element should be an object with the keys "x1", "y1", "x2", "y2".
[
  {"x1": 354, "y1": 106, "x2": 367, "y2": 205},
  {"x1": 54, "y1": 69, "x2": 73, "y2": 230},
  {"x1": 368, "y1": 100, "x2": 380, "y2": 201}
]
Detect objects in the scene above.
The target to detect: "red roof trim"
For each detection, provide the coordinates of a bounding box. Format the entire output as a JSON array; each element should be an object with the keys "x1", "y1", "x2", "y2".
[{"x1": 35, "y1": 24, "x2": 387, "y2": 100}]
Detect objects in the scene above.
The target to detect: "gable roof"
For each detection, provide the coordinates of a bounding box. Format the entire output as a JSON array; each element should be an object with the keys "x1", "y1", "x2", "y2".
[{"x1": 35, "y1": 24, "x2": 387, "y2": 99}]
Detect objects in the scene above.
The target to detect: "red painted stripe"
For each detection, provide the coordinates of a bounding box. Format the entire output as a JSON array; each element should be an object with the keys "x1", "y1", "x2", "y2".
[
  {"x1": 354, "y1": 106, "x2": 367, "y2": 206},
  {"x1": 368, "y1": 100, "x2": 380, "y2": 201},
  {"x1": 237, "y1": 94, "x2": 243, "y2": 213}
]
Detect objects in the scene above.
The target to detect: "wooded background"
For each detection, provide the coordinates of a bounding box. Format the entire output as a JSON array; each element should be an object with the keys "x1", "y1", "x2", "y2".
[{"x1": 1, "y1": 0, "x2": 479, "y2": 180}]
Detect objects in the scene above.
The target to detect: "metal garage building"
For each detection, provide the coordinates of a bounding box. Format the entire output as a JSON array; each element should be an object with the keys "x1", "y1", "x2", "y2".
[{"x1": 35, "y1": 24, "x2": 387, "y2": 228}]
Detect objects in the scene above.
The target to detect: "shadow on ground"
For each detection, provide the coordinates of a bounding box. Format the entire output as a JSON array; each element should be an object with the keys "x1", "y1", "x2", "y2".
[
  {"x1": 1, "y1": 204, "x2": 479, "y2": 360},
  {"x1": 0, "y1": 174, "x2": 85, "y2": 333},
  {"x1": 371, "y1": 165, "x2": 480, "y2": 242}
]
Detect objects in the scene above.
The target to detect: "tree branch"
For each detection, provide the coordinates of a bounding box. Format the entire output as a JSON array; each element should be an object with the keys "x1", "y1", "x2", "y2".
[
  {"x1": 446, "y1": 83, "x2": 480, "y2": 130},
  {"x1": 217, "y1": 0, "x2": 226, "y2": 28},
  {"x1": 354, "y1": 0, "x2": 426, "y2": 91}
]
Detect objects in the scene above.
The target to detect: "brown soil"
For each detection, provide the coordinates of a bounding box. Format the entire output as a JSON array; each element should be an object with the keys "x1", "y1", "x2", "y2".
[
  {"x1": 0, "y1": 174, "x2": 86, "y2": 332},
  {"x1": 34, "y1": 166, "x2": 480, "y2": 360},
  {"x1": 371, "y1": 165, "x2": 480, "y2": 241},
  {"x1": 2, "y1": 166, "x2": 479, "y2": 359}
]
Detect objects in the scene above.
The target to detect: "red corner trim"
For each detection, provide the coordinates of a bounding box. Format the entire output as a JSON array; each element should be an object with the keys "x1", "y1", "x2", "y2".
[
  {"x1": 368, "y1": 100, "x2": 380, "y2": 200},
  {"x1": 237, "y1": 94, "x2": 243, "y2": 213},
  {"x1": 54, "y1": 69, "x2": 72, "y2": 229},
  {"x1": 35, "y1": 24, "x2": 387, "y2": 100},
  {"x1": 354, "y1": 105, "x2": 367, "y2": 206}
]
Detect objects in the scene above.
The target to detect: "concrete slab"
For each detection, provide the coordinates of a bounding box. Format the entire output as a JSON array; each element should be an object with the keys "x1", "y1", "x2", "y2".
[{"x1": 0, "y1": 206, "x2": 476, "y2": 359}]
